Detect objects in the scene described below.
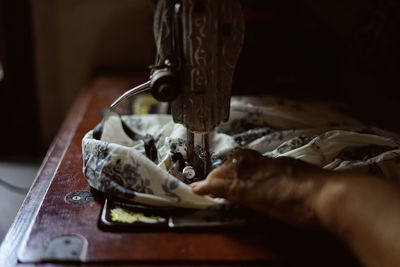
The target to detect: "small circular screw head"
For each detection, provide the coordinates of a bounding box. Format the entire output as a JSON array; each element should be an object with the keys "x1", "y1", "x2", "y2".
[
  {"x1": 183, "y1": 166, "x2": 196, "y2": 180},
  {"x1": 65, "y1": 191, "x2": 94, "y2": 205}
]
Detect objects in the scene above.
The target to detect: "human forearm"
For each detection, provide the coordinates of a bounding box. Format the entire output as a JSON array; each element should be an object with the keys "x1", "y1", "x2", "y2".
[{"x1": 315, "y1": 173, "x2": 400, "y2": 267}]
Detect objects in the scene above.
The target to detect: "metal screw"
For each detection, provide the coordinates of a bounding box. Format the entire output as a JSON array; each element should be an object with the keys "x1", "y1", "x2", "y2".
[
  {"x1": 175, "y1": 3, "x2": 181, "y2": 14},
  {"x1": 65, "y1": 191, "x2": 94, "y2": 205},
  {"x1": 183, "y1": 166, "x2": 196, "y2": 180},
  {"x1": 164, "y1": 59, "x2": 172, "y2": 66}
]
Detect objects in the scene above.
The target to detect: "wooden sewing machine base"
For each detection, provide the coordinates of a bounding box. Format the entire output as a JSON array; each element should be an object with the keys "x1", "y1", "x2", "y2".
[{"x1": 0, "y1": 76, "x2": 361, "y2": 266}]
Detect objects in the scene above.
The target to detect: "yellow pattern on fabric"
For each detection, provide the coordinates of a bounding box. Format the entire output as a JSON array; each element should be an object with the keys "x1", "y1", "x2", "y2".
[{"x1": 110, "y1": 206, "x2": 166, "y2": 224}]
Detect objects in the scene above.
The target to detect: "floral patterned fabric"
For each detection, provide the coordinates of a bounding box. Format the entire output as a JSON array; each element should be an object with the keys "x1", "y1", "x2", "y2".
[{"x1": 82, "y1": 96, "x2": 400, "y2": 208}]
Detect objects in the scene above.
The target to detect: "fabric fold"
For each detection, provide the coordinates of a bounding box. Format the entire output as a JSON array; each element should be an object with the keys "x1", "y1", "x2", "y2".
[{"x1": 82, "y1": 96, "x2": 400, "y2": 208}]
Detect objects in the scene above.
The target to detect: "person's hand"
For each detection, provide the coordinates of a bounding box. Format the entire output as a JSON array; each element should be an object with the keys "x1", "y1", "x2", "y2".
[
  {"x1": 192, "y1": 148, "x2": 400, "y2": 267},
  {"x1": 191, "y1": 148, "x2": 332, "y2": 228}
]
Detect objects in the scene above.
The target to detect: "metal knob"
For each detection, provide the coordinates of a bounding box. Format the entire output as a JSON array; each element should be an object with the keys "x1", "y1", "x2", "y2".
[{"x1": 150, "y1": 68, "x2": 179, "y2": 102}]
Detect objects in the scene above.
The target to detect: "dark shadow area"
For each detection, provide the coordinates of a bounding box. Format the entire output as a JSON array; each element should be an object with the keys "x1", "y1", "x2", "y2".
[
  {"x1": 229, "y1": 217, "x2": 362, "y2": 267},
  {"x1": 0, "y1": 0, "x2": 42, "y2": 158},
  {"x1": 234, "y1": 0, "x2": 400, "y2": 133}
]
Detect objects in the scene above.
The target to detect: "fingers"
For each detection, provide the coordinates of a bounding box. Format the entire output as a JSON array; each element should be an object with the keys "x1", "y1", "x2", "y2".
[
  {"x1": 191, "y1": 165, "x2": 234, "y2": 198},
  {"x1": 191, "y1": 149, "x2": 263, "y2": 198},
  {"x1": 191, "y1": 178, "x2": 231, "y2": 198}
]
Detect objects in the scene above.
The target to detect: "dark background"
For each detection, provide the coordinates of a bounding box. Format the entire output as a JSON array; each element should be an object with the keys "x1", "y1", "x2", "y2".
[
  {"x1": 234, "y1": 0, "x2": 400, "y2": 131},
  {"x1": 0, "y1": 0, "x2": 41, "y2": 158},
  {"x1": 0, "y1": 0, "x2": 399, "y2": 158}
]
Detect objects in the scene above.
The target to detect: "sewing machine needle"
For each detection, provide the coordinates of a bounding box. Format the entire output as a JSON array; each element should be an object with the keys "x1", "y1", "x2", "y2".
[
  {"x1": 201, "y1": 134, "x2": 211, "y2": 178},
  {"x1": 110, "y1": 80, "x2": 151, "y2": 108},
  {"x1": 187, "y1": 130, "x2": 195, "y2": 165}
]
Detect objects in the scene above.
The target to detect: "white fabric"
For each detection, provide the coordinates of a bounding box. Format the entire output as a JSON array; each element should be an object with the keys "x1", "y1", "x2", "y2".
[{"x1": 82, "y1": 96, "x2": 400, "y2": 208}]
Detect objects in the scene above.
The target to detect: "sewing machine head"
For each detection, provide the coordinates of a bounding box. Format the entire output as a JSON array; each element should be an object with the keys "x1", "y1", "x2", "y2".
[
  {"x1": 153, "y1": 0, "x2": 244, "y2": 175},
  {"x1": 112, "y1": 0, "x2": 244, "y2": 178},
  {"x1": 151, "y1": 0, "x2": 244, "y2": 133}
]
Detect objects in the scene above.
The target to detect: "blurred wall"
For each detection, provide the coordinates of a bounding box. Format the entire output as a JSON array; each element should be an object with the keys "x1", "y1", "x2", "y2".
[{"x1": 31, "y1": 0, "x2": 154, "y2": 148}]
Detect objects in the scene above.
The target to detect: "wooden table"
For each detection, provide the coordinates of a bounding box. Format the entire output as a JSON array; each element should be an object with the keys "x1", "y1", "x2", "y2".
[{"x1": 0, "y1": 76, "x2": 361, "y2": 267}]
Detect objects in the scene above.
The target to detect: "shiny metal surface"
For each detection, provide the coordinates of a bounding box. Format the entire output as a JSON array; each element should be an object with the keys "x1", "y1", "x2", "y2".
[{"x1": 110, "y1": 80, "x2": 151, "y2": 108}]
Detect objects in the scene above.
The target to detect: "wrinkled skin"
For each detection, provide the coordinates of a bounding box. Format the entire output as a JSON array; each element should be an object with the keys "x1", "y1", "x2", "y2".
[
  {"x1": 191, "y1": 148, "x2": 331, "y2": 228},
  {"x1": 192, "y1": 148, "x2": 400, "y2": 267}
]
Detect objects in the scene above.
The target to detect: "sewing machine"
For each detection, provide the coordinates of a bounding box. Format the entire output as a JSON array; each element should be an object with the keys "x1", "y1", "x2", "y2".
[
  {"x1": 0, "y1": 1, "x2": 364, "y2": 266},
  {"x1": 111, "y1": 0, "x2": 244, "y2": 179}
]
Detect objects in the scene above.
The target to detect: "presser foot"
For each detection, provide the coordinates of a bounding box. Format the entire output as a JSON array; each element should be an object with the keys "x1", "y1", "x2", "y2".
[{"x1": 185, "y1": 130, "x2": 212, "y2": 181}]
